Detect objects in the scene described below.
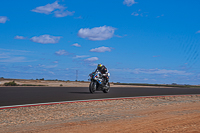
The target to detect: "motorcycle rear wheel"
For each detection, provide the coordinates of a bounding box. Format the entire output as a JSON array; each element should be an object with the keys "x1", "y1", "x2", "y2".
[{"x1": 103, "y1": 82, "x2": 110, "y2": 93}]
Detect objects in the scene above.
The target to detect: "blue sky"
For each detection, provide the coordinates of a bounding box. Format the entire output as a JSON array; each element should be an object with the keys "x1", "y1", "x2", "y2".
[{"x1": 1, "y1": 0, "x2": 200, "y2": 85}]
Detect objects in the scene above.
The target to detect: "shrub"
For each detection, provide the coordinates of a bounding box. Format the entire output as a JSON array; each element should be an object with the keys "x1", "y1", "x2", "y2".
[
  {"x1": 60, "y1": 84, "x2": 63, "y2": 86},
  {"x1": 4, "y1": 81, "x2": 18, "y2": 86}
]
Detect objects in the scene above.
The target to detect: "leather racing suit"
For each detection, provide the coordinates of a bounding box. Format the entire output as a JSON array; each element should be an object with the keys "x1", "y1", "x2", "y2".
[{"x1": 96, "y1": 65, "x2": 110, "y2": 85}]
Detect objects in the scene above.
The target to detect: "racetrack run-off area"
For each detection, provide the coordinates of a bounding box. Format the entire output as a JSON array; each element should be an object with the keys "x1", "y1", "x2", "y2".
[{"x1": 1, "y1": 95, "x2": 200, "y2": 133}]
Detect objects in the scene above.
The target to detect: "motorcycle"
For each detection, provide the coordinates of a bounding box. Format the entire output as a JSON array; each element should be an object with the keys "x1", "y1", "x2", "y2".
[{"x1": 89, "y1": 70, "x2": 110, "y2": 93}]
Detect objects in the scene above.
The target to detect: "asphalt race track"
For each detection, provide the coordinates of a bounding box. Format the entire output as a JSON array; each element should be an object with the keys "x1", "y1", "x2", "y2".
[{"x1": 1, "y1": 87, "x2": 200, "y2": 107}]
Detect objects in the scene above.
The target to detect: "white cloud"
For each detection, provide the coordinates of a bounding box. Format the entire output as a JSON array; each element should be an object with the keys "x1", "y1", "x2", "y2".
[
  {"x1": 131, "y1": 12, "x2": 139, "y2": 16},
  {"x1": 115, "y1": 34, "x2": 127, "y2": 38},
  {"x1": 37, "y1": 64, "x2": 58, "y2": 68},
  {"x1": 0, "y1": 48, "x2": 31, "y2": 53},
  {"x1": 0, "y1": 53, "x2": 9, "y2": 59},
  {"x1": 90, "y1": 46, "x2": 112, "y2": 52},
  {"x1": 30, "y1": 35, "x2": 61, "y2": 44},
  {"x1": 78, "y1": 25, "x2": 116, "y2": 41},
  {"x1": 89, "y1": 63, "x2": 98, "y2": 66},
  {"x1": 0, "y1": 16, "x2": 9, "y2": 23},
  {"x1": 38, "y1": 64, "x2": 45, "y2": 67},
  {"x1": 53, "y1": 61, "x2": 58, "y2": 63},
  {"x1": 73, "y1": 55, "x2": 89, "y2": 58},
  {"x1": 71, "y1": 43, "x2": 81, "y2": 47},
  {"x1": 132, "y1": 68, "x2": 192, "y2": 75},
  {"x1": 153, "y1": 55, "x2": 161, "y2": 57},
  {"x1": 74, "y1": 16, "x2": 83, "y2": 19},
  {"x1": 45, "y1": 65, "x2": 57, "y2": 68},
  {"x1": 14, "y1": 35, "x2": 26, "y2": 40},
  {"x1": 54, "y1": 10, "x2": 75, "y2": 17},
  {"x1": 156, "y1": 14, "x2": 164, "y2": 18},
  {"x1": 84, "y1": 57, "x2": 99, "y2": 62},
  {"x1": 31, "y1": 1, "x2": 64, "y2": 14},
  {"x1": 115, "y1": 35, "x2": 122, "y2": 38},
  {"x1": 110, "y1": 68, "x2": 192, "y2": 76},
  {"x1": 49, "y1": 71, "x2": 55, "y2": 75},
  {"x1": 132, "y1": 11, "x2": 149, "y2": 17},
  {"x1": 196, "y1": 30, "x2": 200, "y2": 34},
  {"x1": 55, "y1": 50, "x2": 70, "y2": 56},
  {"x1": 0, "y1": 49, "x2": 34, "y2": 62},
  {"x1": 31, "y1": 1, "x2": 74, "y2": 17},
  {"x1": 123, "y1": 0, "x2": 137, "y2": 6},
  {"x1": 0, "y1": 57, "x2": 27, "y2": 63}
]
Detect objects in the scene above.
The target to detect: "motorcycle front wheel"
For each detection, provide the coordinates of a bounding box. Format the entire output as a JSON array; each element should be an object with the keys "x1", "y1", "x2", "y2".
[{"x1": 89, "y1": 81, "x2": 96, "y2": 93}]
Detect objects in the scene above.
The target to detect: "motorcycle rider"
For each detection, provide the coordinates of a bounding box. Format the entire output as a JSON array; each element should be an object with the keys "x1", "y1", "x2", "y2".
[{"x1": 96, "y1": 63, "x2": 110, "y2": 85}]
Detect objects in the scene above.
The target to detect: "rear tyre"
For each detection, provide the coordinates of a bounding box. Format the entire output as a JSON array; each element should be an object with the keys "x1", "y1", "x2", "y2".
[{"x1": 103, "y1": 82, "x2": 110, "y2": 93}]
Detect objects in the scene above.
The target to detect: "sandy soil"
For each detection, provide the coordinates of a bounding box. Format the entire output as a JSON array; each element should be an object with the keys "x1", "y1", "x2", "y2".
[
  {"x1": 1, "y1": 95, "x2": 200, "y2": 133},
  {"x1": 0, "y1": 79, "x2": 171, "y2": 88}
]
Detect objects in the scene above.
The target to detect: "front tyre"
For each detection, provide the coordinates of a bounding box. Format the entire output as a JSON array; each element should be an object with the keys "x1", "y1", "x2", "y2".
[
  {"x1": 89, "y1": 81, "x2": 96, "y2": 93},
  {"x1": 103, "y1": 82, "x2": 110, "y2": 93}
]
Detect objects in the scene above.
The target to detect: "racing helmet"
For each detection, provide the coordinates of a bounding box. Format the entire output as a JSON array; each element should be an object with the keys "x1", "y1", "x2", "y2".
[{"x1": 97, "y1": 63, "x2": 103, "y2": 70}]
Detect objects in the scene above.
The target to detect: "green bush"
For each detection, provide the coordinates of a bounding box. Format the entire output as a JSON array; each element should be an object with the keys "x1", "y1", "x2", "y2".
[
  {"x1": 4, "y1": 81, "x2": 18, "y2": 86},
  {"x1": 60, "y1": 84, "x2": 63, "y2": 86}
]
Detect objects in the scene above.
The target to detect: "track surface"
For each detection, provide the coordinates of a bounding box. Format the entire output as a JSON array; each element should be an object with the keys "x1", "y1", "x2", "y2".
[{"x1": 0, "y1": 87, "x2": 200, "y2": 107}]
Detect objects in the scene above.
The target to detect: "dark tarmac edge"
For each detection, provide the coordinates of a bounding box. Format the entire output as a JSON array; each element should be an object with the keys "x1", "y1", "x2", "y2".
[{"x1": 1, "y1": 94, "x2": 200, "y2": 110}]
